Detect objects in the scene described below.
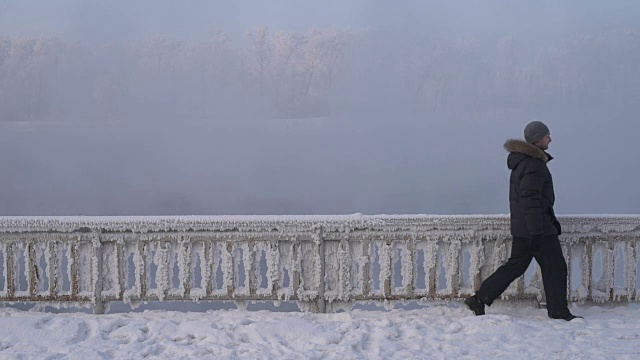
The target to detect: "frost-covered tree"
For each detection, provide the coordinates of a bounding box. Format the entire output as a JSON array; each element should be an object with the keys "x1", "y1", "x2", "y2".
[
  {"x1": 247, "y1": 26, "x2": 272, "y2": 98},
  {"x1": 195, "y1": 29, "x2": 231, "y2": 118},
  {"x1": 1, "y1": 27, "x2": 639, "y2": 122},
  {"x1": 131, "y1": 35, "x2": 187, "y2": 117},
  {"x1": 273, "y1": 31, "x2": 304, "y2": 106}
]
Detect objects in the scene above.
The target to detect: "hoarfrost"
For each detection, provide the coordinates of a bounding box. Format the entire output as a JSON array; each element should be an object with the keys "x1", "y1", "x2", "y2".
[
  {"x1": 444, "y1": 238, "x2": 461, "y2": 295},
  {"x1": 278, "y1": 240, "x2": 294, "y2": 298},
  {"x1": 211, "y1": 243, "x2": 223, "y2": 294},
  {"x1": 189, "y1": 241, "x2": 206, "y2": 299},
  {"x1": 290, "y1": 241, "x2": 302, "y2": 297},
  {"x1": 177, "y1": 236, "x2": 192, "y2": 296},
  {"x1": 378, "y1": 241, "x2": 392, "y2": 296},
  {"x1": 1, "y1": 243, "x2": 8, "y2": 296},
  {"x1": 350, "y1": 241, "x2": 366, "y2": 295},
  {"x1": 1, "y1": 215, "x2": 640, "y2": 311},
  {"x1": 312, "y1": 230, "x2": 323, "y2": 298},
  {"x1": 222, "y1": 242, "x2": 233, "y2": 295},
  {"x1": 423, "y1": 240, "x2": 438, "y2": 293},
  {"x1": 202, "y1": 241, "x2": 213, "y2": 296},
  {"x1": 400, "y1": 241, "x2": 414, "y2": 294},
  {"x1": 154, "y1": 241, "x2": 171, "y2": 301},
  {"x1": 43, "y1": 240, "x2": 55, "y2": 296},
  {"x1": 267, "y1": 241, "x2": 279, "y2": 295},
  {"x1": 90, "y1": 232, "x2": 101, "y2": 307},
  {"x1": 337, "y1": 240, "x2": 351, "y2": 301},
  {"x1": 469, "y1": 240, "x2": 485, "y2": 291},
  {"x1": 131, "y1": 241, "x2": 145, "y2": 299},
  {"x1": 493, "y1": 239, "x2": 508, "y2": 273}
]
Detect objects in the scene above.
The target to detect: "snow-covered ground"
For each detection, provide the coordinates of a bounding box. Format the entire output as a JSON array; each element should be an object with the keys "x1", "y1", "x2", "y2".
[{"x1": 1, "y1": 302, "x2": 639, "y2": 359}]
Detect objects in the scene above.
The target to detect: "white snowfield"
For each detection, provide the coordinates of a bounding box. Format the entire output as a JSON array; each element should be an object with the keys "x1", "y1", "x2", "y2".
[{"x1": 1, "y1": 302, "x2": 639, "y2": 359}]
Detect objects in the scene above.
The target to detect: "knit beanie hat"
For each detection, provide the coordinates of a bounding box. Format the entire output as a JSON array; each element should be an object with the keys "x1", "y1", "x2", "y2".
[{"x1": 524, "y1": 121, "x2": 550, "y2": 144}]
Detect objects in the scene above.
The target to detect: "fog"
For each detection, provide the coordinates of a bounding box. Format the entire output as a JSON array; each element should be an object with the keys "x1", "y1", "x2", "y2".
[{"x1": 1, "y1": 1, "x2": 639, "y2": 216}]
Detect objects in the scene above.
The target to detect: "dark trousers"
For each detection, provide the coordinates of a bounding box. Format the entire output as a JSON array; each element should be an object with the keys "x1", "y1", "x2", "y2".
[{"x1": 476, "y1": 235, "x2": 570, "y2": 318}]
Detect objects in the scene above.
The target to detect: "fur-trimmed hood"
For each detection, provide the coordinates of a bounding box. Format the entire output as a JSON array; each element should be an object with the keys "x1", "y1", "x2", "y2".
[{"x1": 504, "y1": 139, "x2": 552, "y2": 169}]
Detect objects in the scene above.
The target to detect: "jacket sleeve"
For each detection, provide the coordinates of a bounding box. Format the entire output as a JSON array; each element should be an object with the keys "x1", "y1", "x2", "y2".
[
  {"x1": 549, "y1": 207, "x2": 562, "y2": 235},
  {"x1": 519, "y1": 161, "x2": 545, "y2": 237},
  {"x1": 552, "y1": 218, "x2": 562, "y2": 235}
]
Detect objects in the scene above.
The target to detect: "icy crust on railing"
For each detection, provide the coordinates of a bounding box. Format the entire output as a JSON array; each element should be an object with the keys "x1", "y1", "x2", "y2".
[
  {"x1": 2, "y1": 215, "x2": 640, "y2": 235},
  {"x1": 0, "y1": 215, "x2": 510, "y2": 234}
]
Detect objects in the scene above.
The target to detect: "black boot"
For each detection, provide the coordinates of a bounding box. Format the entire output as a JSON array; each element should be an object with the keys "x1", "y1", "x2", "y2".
[
  {"x1": 464, "y1": 295, "x2": 485, "y2": 316},
  {"x1": 552, "y1": 313, "x2": 582, "y2": 321}
]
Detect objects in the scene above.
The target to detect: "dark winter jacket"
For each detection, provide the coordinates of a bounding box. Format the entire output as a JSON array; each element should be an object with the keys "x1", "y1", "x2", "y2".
[{"x1": 505, "y1": 139, "x2": 561, "y2": 238}]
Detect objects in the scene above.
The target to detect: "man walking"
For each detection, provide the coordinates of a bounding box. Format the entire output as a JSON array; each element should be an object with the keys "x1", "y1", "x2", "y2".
[{"x1": 465, "y1": 121, "x2": 580, "y2": 321}]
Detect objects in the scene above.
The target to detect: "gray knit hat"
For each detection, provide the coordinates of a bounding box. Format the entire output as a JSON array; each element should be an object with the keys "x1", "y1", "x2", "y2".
[{"x1": 524, "y1": 121, "x2": 550, "y2": 144}]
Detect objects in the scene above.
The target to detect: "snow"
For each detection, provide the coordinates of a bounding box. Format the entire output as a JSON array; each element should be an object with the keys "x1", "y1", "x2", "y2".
[{"x1": 1, "y1": 302, "x2": 639, "y2": 359}]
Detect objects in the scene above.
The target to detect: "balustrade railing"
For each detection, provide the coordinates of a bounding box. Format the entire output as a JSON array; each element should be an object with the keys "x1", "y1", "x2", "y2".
[{"x1": 1, "y1": 215, "x2": 638, "y2": 313}]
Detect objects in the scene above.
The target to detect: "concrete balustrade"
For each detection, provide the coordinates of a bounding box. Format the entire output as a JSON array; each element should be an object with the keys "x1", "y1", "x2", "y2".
[{"x1": 1, "y1": 215, "x2": 638, "y2": 313}]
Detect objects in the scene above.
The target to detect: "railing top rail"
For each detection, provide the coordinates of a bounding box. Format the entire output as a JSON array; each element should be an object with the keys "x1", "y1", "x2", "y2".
[{"x1": 1, "y1": 215, "x2": 640, "y2": 234}]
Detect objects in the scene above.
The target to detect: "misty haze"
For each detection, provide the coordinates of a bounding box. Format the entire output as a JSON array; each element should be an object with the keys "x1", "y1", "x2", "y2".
[{"x1": 1, "y1": 0, "x2": 639, "y2": 216}]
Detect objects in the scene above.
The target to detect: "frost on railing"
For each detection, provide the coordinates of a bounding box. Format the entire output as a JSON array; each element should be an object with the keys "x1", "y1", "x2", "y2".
[{"x1": 1, "y1": 215, "x2": 639, "y2": 313}]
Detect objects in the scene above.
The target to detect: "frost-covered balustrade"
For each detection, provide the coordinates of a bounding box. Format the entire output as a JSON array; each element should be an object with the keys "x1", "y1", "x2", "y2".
[{"x1": 0, "y1": 215, "x2": 639, "y2": 313}]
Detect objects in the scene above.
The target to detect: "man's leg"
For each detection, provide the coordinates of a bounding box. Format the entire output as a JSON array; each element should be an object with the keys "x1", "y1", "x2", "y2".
[
  {"x1": 475, "y1": 237, "x2": 534, "y2": 306},
  {"x1": 533, "y1": 235, "x2": 570, "y2": 318}
]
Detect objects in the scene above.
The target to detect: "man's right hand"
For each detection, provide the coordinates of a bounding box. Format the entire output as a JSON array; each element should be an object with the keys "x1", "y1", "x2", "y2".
[{"x1": 552, "y1": 219, "x2": 562, "y2": 235}]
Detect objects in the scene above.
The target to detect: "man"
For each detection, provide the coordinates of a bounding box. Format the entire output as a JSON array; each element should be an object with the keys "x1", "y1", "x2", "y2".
[{"x1": 465, "y1": 121, "x2": 580, "y2": 321}]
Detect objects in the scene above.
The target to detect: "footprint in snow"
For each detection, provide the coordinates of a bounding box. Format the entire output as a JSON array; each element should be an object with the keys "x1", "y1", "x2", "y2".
[
  {"x1": 65, "y1": 321, "x2": 90, "y2": 345},
  {"x1": 32, "y1": 316, "x2": 54, "y2": 329}
]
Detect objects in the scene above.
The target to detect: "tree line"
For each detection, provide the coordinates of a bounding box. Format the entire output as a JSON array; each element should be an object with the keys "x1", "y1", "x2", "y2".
[{"x1": 1, "y1": 27, "x2": 638, "y2": 122}]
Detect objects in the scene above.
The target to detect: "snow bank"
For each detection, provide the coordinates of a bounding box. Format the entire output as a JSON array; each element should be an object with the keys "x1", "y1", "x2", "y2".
[{"x1": 1, "y1": 302, "x2": 639, "y2": 359}]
